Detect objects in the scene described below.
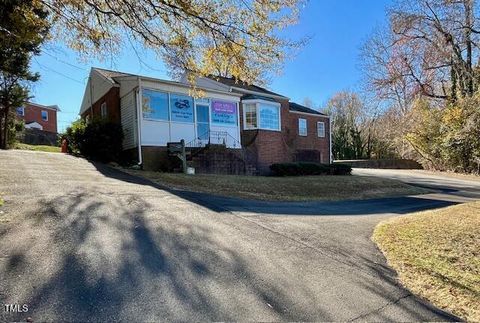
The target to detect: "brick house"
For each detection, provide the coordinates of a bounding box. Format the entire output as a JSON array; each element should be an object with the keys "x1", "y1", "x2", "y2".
[
  {"x1": 79, "y1": 67, "x2": 331, "y2": 174},
  {"x1": 16, "y1": 102, "x2": 60, "y2": 133}
]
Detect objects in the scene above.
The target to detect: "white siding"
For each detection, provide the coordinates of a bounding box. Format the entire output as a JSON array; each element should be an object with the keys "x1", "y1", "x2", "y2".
[
  {"x1": 80, "y1": 69, "x2": 116, "y2": 115},
  {"x1": 118, "y1": 77, "x2": 139, "y2": 97},
  {"x1": 120, "y1": 91, "x2": 137, "y2": 150}
]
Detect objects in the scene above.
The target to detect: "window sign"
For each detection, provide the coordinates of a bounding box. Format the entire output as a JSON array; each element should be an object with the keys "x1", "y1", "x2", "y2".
[
  {"x1": 142, "y1": 89, "x2": 169, "y2": 120},
  {"x1": 170, "y1": 94, "x2": 193, "y2": 122},
  {"x1": 211, "y1": 100, "x2": 237, "y2": 125},
  {"x1": 16, "y1": 107, "x2": 24, "y2": 116},
  {"x1": 259, "y1": 104, "x2": 279, "y2": 130}
]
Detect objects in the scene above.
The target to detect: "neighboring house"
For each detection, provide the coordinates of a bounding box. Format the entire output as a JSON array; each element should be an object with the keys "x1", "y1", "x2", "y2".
[
  {"x1": 79, "y1": 67, "x2": 331, "y2": 174},
  {"x1": 16, "y1": 102, "x2": 60, "y2": 133}
]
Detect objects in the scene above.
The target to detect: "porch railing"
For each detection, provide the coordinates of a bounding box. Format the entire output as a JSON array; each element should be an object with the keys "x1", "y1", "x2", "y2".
[{"x1": 186, "y1": 130, "x2": 242, "y2": 149}]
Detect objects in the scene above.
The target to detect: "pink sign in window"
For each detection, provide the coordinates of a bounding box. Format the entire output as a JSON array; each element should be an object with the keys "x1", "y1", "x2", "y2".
[{"x1": 211, "y1": 101, "x2": 237, "y2": 125}]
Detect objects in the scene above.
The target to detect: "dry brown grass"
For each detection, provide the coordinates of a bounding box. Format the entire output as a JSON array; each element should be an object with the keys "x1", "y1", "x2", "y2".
[
  {"x1": 123, "y1": 170, "x2": 429, "y2": 201},
  {"x1": 373, "y1": 202, "x2": 480, "y2": 321}
]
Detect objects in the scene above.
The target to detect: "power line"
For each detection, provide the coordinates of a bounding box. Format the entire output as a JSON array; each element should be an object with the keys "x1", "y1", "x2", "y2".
[
  {"x1": 41, "y1": 50, "x2": 87, "y2": 71},
  {"x1": 34, "y1": 58, "x2": 86, "y2": 85}
]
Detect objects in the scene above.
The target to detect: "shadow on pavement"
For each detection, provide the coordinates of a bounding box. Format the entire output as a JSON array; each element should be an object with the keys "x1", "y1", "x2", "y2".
[
  {"x1": 91, "y1": 162, "x2": 461, "y2": 216},
  {"x1": 0, "y1": 187, "x2": 459, "y2": 322}
]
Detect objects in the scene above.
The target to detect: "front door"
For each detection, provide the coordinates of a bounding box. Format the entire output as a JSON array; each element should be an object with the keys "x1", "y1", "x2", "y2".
[{"x1": 195, "y1": 103, "x2": 210, "y2": 142}]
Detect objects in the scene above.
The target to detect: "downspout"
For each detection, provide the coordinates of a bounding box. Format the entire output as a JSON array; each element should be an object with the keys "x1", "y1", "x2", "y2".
[
  {"x1": 136, "y1": 77, "x2": 143, "y2": 167},
  {"x1": 329, "y1": 117, "x2": 333, "y2": 164}
]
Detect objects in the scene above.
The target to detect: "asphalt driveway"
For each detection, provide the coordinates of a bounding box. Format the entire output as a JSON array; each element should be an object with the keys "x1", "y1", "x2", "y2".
[{"x1": 0, "y1": 150, "x2": 477, "y2": 321}]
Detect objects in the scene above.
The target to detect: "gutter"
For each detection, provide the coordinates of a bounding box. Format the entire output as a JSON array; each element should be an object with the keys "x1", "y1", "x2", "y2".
[{"x1": 136, "y1": 77, "x2": 143, "y2": 167}]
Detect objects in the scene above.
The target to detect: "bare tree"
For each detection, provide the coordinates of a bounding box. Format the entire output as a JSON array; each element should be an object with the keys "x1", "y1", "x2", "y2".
[{"x1": 360, "y1": 0, "x2": 480, "y2": 110}]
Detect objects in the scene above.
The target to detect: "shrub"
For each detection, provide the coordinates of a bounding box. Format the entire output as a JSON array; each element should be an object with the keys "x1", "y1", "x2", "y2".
[
  {"x1": 329, "y1": 163, "x2": 352, "y2": 175},
  {"x1": 63, "y1": 118, "x2": 124, "y2": 163},
  {"x1": 269, "y1": 162, "x2": 350, "y2": 176}
]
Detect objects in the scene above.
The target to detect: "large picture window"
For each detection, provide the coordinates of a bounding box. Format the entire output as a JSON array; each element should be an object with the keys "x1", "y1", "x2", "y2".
[
  {"x1": 243, "y1": 101, "x2": 280, "y2": 131},
  {"x1": 259, "y1": 103, "x2": 280, "y2": 130},
  {"x1": 142, "y1": 89, "x2": 169, "y2": 120}
]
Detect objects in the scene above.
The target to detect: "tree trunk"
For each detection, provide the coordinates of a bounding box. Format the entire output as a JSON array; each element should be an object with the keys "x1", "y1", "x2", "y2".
[
  {"x1": 0, "y1": 103, "x2": 10, "y2": 149},
  {"x1": 0, "y1": 112, "x2": 4, "y2": 149},
  {"x1": 465, "y1": 0, "x2": 474, "y2": 96}
]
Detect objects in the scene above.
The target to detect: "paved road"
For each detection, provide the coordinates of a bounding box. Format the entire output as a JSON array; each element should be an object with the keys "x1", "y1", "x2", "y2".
[{"x1": 0, "y1": 151, "x2": 477, "y2": 321}]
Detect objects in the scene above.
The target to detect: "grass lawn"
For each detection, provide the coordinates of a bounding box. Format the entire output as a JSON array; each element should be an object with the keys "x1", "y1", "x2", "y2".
[
  {"x1": 13, "y1": 143, "x2": 61, "y2": 153},
  {"x1": 373, "y1": 202, "x2": 480, "y2": 321},
  {"x1": 123, "y1": 170, "x2": 429, "y2": 201}
]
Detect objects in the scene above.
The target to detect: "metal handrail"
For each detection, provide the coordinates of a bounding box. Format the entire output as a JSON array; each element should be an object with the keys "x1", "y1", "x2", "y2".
[
  {"x1": 184, "y1": 129, "x2": 256, "y2": 173},
  {"x1": 185, "y1": 130, "x2": 243, "y2": 149}
]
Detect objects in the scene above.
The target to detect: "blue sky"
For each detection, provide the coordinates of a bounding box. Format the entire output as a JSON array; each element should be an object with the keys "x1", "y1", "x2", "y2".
[{"x1": 30, "y1": 0, "x2": 392, "y2": 132}]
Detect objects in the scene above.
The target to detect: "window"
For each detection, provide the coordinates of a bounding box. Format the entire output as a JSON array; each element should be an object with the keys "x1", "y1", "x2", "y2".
[
  {"x1": 244, "y1": 104, "x2": 257, "y2": 129},
  {"x1": 259, "y1": 103, "x2": 280, "y2": 130},
  {"x1": 211, "y1": 100, "x2": 237, "y2": 125},
  {"x1": 317, "y1": 121, "x2": 325, "y2": 138},
  {"x1": 170, "y1": 93, "x2": 193, "y2": 123},
  {"x1": 142, "y1": 89, "x2": 169, "y2": 120},
  {"x1": 41, "y1": 110, "x2": 48, "y2": 121},
  {"x1": 243, "y1": 101, "x2": 280, "y2": 131},
  {"x1": 16, "y1": 107, "x2": 24, "y2": 117},
  {"x1": 298, "y1": 118, "x2": 307, "y2": 136},
  {"x1": 100, "y1": 102, "x2": 107, "y2": 118}
]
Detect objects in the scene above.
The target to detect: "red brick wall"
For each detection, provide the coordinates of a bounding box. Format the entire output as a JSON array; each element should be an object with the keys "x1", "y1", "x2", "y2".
[
  {"x1": 284, "y1": 111, "x2": 330, "y2": 163},
  {"x1": 81, "y1": 87, "x2": 121, "y2": 123},
  {"x1": 239, "y1": 98, "x2": 330, "y2": 173},
  {"x1": 22, "y1": 104, "x2": 58, "y2": 133}
]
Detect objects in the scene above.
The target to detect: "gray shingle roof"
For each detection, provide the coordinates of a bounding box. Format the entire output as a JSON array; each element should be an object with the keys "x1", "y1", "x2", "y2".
[
  {"x1": 208, "y1": 75, "x2": 287, "y2": 98},
  {"x1": 289, "y1": 102, "x2": 326, "y2": 116},
  {"x1": 93, "y1": 68, "x2": 134, "y2": 83}
]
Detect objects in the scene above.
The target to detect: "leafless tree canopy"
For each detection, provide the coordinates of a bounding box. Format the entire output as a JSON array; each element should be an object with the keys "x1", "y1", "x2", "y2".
[{"x1": 361, "y1": 0, "x2": 480, "y2": 112}]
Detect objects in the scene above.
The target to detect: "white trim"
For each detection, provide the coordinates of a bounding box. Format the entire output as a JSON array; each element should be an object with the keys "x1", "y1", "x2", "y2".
[
  {"x1": 236, "y1": 101, "x2": 241, "y2": 143},
  {"x1": 241, "y1": 99, "x2": 281, "y2": 131},
  {"x1": 289, "y1": 110, "x2": 330, "y2": 118},
  {"x1": 26, "y1": 102, "x2": 61, "y2": 112},
  {"x1": 136, "y1": 77, "x2": 143, "y2": 166},
  {"x1": 242, "y1": 99, "x2": 281, "y2": 107},
  {"x1": 298, "y1": 118, "x2": 307, "y2": 136},
  {"x1": 100, "y1": 102, "x2": 107, "y2": 118},
  {"x1": 317, "y1": 121, "x2": 326, "y2": 138},
  {"x1": 41, "y1": 110, "x2": 48, "y2": 121},
  {"x1": 140, "y1": 76, "x2": 243, "y2": 98},
  {"x1": 230, "y1": 86, "x2": 289, "y2": 100},
  {"x1": 243, "y1": 102, "x2": 257, "y2": 130}
]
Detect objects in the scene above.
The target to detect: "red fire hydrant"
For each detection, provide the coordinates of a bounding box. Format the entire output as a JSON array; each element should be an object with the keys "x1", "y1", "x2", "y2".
[{"x1": 61, "y1": 138, "x2": 68, "y2": 153}]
